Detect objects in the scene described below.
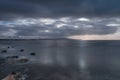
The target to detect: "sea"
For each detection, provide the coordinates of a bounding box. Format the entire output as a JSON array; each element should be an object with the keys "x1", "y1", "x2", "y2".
[{"x1": 0, "y1": 39, "x2": 120, "y2": 80}]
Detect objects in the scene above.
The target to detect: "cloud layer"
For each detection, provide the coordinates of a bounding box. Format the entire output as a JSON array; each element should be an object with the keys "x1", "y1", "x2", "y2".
[
  {"x1": 0, "y1": 0, "x2": 120, "y2": 19},
  {"x1": 0, "y1": 17, "x2": 119, "y2": 39}
]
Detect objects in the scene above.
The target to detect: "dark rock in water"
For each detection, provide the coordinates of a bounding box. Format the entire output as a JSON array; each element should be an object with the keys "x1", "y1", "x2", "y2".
[
  {"x1": 2, "y1": 72, "x2": 26, "y2": 80},
  {"x1": 19, "y1": 58, "x2": 28, "y2": 63},
  {"x1": 11, "y1": 72, "x2": 17, "y2": 75},
  {"x1": 7, "y1": 46, "x2": 10, "y2": 48},
  {"x1": 1, "y1": 50, "x2": 7, "y2": 53},
  {"x1": 20, "y1": 49, "x2": 24, "y2": 52},
  {"x1": 6, "y1": 56, "x2": 10, "y2": 58},
  {"x1": 13, "y1": 56, "x2": 19, "y2": 58},
  {"x1": 6, "y1": 56, "x2": 19, "y2": 59},
  {"x1": 30, "y1": 52, "x2": 36, "y2": 56}
]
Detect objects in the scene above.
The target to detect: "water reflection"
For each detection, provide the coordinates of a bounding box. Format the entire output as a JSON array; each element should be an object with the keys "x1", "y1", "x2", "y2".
[{"x1": 0, "y1": 40, "x2": 120, "y2": 80}]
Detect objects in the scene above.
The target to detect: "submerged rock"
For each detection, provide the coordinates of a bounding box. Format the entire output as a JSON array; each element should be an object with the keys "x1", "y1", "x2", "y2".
[
  {"x1": 7, "y1": 46, "x2": 10, "y2": 48},
  {"x1": 30, "y1": 52, "x2": 36, "y2": 56},
  {"x1": 6, "y1": 56, "x2": 19, "y2": 59},
  {"x1": 20, "y1": 49, "x2": 24, "y2": 52},
  {"x1": 19, "y1": 58, "x2": 29, "y2": 63},
  {"x1": 1, "y1": 50, "x2": 7, "y2": 53}
]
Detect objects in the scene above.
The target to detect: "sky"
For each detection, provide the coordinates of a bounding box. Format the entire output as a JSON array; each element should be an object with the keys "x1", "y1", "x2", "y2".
[{"x1": 0, "y1": 0, "x2": 120, "y2": 40}]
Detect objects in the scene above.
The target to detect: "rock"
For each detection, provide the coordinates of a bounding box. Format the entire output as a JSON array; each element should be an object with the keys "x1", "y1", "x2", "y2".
[
  {"x1": 20, "y1": 49, "x2": 24, "y2": 52},
  {"x1": 30, "y1": 52, "x2": 36, "y2": 56},
  {"x1": 19, "y1": 58, "x2": 28, "y2": 63},
  {"x1": 1, "y1": 50, "x2": 7, "y2": 53},
  {"x1": 7, "y1": 46, "x2": 10, "y2": 48},
  {"x1": 6, "y1": 56, "x2": 19, "y2": 59},
  {"x1": 13, "y1": 56, "x2": 19, "y2": 58},
  {"x1": 2, "y1": 72, "x2": 26, "y2": 80}
]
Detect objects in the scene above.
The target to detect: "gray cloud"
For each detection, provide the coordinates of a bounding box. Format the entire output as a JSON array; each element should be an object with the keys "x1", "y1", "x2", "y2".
[
  {"x1": 0, "y1": 0, "x2": 120, "y2": 19},
  {"x1": 0, "y1": 17, "x2": 118, "y2": 38}
]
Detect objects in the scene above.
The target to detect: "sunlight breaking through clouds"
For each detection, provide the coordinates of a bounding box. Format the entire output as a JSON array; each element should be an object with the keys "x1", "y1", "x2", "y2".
[
  {"x1": 59, "y1": 17, "x2": 71, "y2": 23},
  {"x1": 56, "y1": 23, "x2": 67, "y2": 28},
  {"x1": 77, "y1": 18, "x2": 90, "y2": 22},
  {"x1": 44, "y1": 30, "x2": 51, "y2": 33},
  {"x1": 39, "y1": 18, "x2": 56, "y2": 25}
]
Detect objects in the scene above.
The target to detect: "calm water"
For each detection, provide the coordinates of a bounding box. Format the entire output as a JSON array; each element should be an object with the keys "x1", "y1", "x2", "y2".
[{"x1": 0, "y1": 39, "x2": 120, "y2": 80}]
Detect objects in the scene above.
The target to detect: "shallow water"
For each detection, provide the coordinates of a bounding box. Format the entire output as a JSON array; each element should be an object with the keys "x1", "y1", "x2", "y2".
[{"x1": 0, "y1": 39, "x2": 120, "y2": 80}]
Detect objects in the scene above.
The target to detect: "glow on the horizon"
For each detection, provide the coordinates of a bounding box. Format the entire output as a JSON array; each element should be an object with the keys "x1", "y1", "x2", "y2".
[{"x1": 67, "y1": 34, "x2": 120, "y2": 40}]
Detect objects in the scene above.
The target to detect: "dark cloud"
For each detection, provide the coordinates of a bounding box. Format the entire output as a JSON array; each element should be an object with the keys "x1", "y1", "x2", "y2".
[
  {"x1": 0, "y1": 0, "x2": 120, "y2": 19},
  {"x1": 0, "y1": 16, "x2": 119, "y2": 39},
  {"x1": 56, "y1": 25, "x2": 117, "y2": 36},
  {"x1": 0, "y1": 21, "x2": 117, "y2": 38}
]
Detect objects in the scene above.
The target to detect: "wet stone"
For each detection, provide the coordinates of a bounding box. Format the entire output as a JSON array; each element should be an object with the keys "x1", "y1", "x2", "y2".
[
  {"x1": 7, "y1": 46, "x2": 10, "y2": 48},
  {"x1": 1, "y1": 50, "x2": 7, "y2": 53},
  {"x1": 30, "y1": 52, "x2": 36, "y2": 56},
  {"x1": 6, "y1": 56, "x2": 19, "y2": 59},
  {"x1": 2, "y1": 72, "x2": 27, "y2": 80},
  {"x1": 20, "y1": 49, "x2": 24, "y2": 52},
  {"x1": 19, "y1": 58, "x2": 29, "y2": 63}
]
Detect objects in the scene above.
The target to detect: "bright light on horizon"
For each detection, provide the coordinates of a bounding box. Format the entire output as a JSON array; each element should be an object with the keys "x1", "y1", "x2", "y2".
[{"x1": 67, "y1": 34, "x2": 120, "y2": 40}]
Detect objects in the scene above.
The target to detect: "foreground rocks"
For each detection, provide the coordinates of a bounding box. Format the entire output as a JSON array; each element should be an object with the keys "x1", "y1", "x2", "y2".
[{"x1": 2, "y1": 72, "x2": 26, "y2": 80}]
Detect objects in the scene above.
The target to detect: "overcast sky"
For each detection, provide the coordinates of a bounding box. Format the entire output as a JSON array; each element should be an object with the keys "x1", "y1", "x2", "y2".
[{"x1": 0, "y1": 0, "x2": 120, "y2": 40}]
